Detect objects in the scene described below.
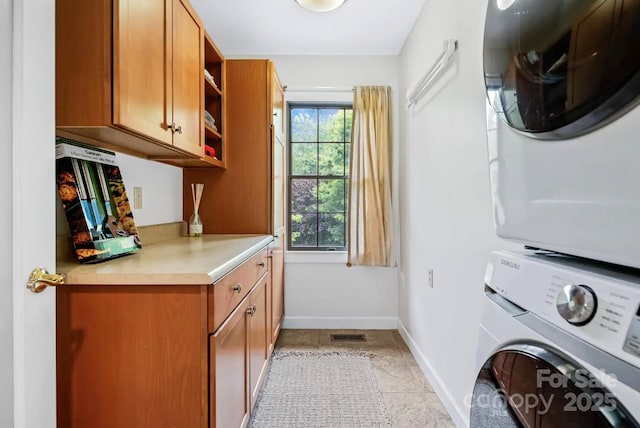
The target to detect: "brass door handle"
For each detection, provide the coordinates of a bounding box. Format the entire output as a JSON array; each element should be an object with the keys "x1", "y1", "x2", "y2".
[{"x1": 26, "y1": 267, "x2": 65, "y2": 293}]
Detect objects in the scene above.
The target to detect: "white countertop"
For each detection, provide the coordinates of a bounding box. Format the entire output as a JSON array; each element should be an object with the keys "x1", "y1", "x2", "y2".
[{"x1": 57, "y1": 234, "x2": 273, "y2": 285}]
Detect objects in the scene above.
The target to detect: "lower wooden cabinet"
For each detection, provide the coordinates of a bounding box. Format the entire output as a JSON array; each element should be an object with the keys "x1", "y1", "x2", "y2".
[
  {"x1": 57, "y1": 285, "x2": 209, "y2": 428},
  {"x1": 210, "y1": 271, "x2": 269, "y2": 428},
  {"x1": 57, "y1": 244, "x2": 281, "y2": 428},
  {"x1": 211, "y1": 272, "x2": 270, "y2": 428},
  {"x1": 211, "y1": 295, "x2": 249, "y2": 428},
  {"x1": 270, "y1": 245, "x2": 285, "y2": 347},
  {"x1": 248, "y1": 273, "x2": 270, "y2": 409}
]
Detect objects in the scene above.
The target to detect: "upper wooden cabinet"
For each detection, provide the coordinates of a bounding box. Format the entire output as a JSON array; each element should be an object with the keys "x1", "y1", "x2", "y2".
[
  {"x1": 56, "y1": 0, "x2": 205, "y2": 162},
  {"x1": 184, "y1": 60, "x2": 284, "y2": 233}
]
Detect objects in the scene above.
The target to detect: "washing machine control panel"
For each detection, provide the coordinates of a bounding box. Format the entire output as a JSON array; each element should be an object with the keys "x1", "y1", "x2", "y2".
[
  {"x1": 486, "y1": 251, "x2": 640, "y2": 366},
  {"x1": 624, "y1": 306, "x2": 640, "y2": 358}
]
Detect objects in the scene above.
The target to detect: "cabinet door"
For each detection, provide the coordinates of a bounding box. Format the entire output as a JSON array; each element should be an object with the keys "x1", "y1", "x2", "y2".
[
  {"x1": 271, "y1": 67, "x2": 285, "y2": 240},
  {"x1": 211, "y1": 303, "x2": 249, "y2": 428},
  {"x1": 271, "y1": 244, "x2": 285, "y2": 345},
  {"x1": 172, "y1": 0, "x2": 203, "y2": 156},
  {"x1": 270, "y1": 66, "x2": 286, "y2": 347},
  {"x1": 248, "y1": 275, "x2": 269, "y2": 409},
  {"x1": 113, "y1": 0, "x2": 172, "y2": 144}
]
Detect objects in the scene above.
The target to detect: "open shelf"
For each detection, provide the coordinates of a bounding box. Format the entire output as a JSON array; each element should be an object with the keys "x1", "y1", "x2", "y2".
[
  {"x1": 199, "y1": 31, "x2": 226, "y2": 169},
  {"x1": 205, "y1": 78, "x2": 222, "y2": 97},
  {"x1": 205, "y1": 124, "x2": 222, "y2": 139}
]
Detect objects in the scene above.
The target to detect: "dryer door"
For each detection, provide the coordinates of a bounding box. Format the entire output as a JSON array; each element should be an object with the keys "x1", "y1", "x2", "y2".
[
  {"x1": 471, "y1": 343, "x2": 639, "y2": 427},
  {"x1": 483, "y1": 0, "x2": 640, "y2": 139}
]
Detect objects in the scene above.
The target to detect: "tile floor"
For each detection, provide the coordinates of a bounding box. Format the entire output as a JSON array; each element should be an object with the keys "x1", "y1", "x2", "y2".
[{"x1": 275, "y1": 329, "x2": 456, "y2": 428}]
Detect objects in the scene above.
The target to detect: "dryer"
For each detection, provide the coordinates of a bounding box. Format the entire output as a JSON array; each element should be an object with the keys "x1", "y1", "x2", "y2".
[
  {"x1": 483, "y1": 0, "x2": 640, "y2": 269},
  {"x1": 470, "y1": 250, "x2": 640, "y2": 427}
]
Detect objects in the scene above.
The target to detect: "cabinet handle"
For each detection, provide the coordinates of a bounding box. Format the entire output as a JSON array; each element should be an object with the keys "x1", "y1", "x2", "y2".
[
  {"x1": 168, "y1": 123, "x2": 183, "y2": 134},
  {"x1": 258, "y1": 262, "x2": 265, "y2": 268},
  {"x1": 232, "y1": 284, "x2": 242, "y2": 293},
  {"x1": 246, "y1": 305, "x2": 257, "y2": 316}
]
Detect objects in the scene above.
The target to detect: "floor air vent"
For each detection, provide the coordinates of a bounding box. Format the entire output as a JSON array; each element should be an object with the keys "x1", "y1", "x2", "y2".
[{"x1": 330, "y1": 334, "x2": 366, "y2": 342}]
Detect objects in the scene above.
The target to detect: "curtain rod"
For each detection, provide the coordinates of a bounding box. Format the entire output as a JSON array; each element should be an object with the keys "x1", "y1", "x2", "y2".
[{"x1": 283, "y1": 86, "x2": 354, "y2": 93}]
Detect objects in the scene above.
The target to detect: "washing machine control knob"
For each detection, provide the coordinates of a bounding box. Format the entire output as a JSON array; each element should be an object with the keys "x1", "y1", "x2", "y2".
[{"x1": 556, "y1": 284, "x2": 597, "y2": 326}]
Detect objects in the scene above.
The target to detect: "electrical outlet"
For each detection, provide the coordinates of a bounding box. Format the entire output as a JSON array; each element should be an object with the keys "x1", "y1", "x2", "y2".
[
  {"x1": 427, "y1": 269, "x2": 434, "y2": 288},
  {"x1": 133, "y1": 186, "x2": 143, "y2": 209}
]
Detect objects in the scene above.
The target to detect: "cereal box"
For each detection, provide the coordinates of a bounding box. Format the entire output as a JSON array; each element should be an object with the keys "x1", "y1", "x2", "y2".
[{"x1": 56, "y1": 138, "x2": 142, "y2": 263}]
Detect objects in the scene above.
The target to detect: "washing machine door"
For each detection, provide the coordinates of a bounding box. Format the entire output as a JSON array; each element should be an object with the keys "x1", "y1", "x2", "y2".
[{"x1": 470, "y1": 343, "x2": 639, "y2": 427}]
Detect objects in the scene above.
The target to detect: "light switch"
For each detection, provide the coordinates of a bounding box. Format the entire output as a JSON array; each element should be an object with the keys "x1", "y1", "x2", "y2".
[{"x1": 133, "y1": 186, "x2": 143, "y2": 209}]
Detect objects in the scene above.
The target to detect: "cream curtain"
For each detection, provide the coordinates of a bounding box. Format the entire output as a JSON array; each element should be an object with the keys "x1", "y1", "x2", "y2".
[{"x1": 347, "y1": 86, "x2": 393, "y2": 267}]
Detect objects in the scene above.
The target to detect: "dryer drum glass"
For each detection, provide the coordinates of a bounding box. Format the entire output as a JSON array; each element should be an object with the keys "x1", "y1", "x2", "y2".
[{"x1": 483, "y1": 0, "x2": 640, "y2": 139}]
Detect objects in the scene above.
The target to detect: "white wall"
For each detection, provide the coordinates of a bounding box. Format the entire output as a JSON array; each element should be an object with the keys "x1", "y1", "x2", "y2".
[
  {"x1": 0, "y1": 0, "x2": 13, "y2": 424},
  {"x1": 267, "y1": 55, "x2": 400, "y2": 328},
  {"x1": 397, "y1": 0, "x2": 518, "y2": 425},
  {"x1": 115, "y1": 153, "x2": 183, "y2": 226},
  {"x1": 56, "y1": 153, "x2": 183, "y2": 235}
]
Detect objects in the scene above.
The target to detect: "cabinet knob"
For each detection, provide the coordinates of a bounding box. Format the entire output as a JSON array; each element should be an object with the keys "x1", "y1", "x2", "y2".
[
  {"x1": 232, "y1": 284, "x2": 242, "y2": 293},
  {"x1": 168, "y1": 123, "x2": 183, "y2": 134},
  {"x1": 258, "y1": 262, "x2": 265, "y2": 268},
  {"x1": 246, "y1": 305, "x2": 257, "y2": 316}
]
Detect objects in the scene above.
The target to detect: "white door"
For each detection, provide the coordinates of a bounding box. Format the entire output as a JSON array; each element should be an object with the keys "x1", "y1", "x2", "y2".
[{"x1": 8, "y1": 0, "x2": 57, "y2": 427}]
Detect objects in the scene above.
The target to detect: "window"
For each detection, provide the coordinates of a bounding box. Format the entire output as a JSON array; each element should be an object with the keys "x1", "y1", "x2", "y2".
[{"x1": 288, "y1": 104, "x2": 352, "y2": 250}]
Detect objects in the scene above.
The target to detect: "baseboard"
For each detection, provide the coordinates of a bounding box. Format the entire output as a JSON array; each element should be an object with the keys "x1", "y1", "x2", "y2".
[
  {"x1": 397, "y1": 321, "x2": 469, "y2": 428},
  {"x1": 282, "y1": 316, "x2": 398, "y2": 330}
]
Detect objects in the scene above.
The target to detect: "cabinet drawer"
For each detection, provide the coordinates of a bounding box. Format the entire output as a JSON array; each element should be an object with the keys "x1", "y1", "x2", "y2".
[{"x1": 209, "y1": 248, "x2": 268, "y2": 332}]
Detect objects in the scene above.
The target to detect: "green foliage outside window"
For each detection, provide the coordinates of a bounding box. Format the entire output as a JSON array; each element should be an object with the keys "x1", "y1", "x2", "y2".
[{"x1": 289, "y1": 106, "x2": 352, "y2": 249}]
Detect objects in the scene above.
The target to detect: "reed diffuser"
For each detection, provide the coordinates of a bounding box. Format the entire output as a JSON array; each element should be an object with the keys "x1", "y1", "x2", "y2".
[{"x1": 189, "y1": 183, "x2": 204, "y2": 237}]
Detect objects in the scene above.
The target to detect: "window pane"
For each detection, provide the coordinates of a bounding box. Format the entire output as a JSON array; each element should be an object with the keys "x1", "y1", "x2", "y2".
[
  {"x1": 291, "y1": 108, "x2": 318, "y2": 142},
  {"x1": 319, "y1": 213, "x2": 345, "y2": 247},
  {"x1": 344, "y1": 179, "x2": 349, "y2": 212},
  {"x1": 291, "y1": 213, "x2": 318, "y2": 247},
  {"x1": 318, "y1": 178, "x2": 345, "y2": 212},
  {"x1": 291, "y1": 143, "x2": 318, "y2": 175},
  {"x1": 345, "y1": 142, "x2": 351, "y2": 175},
  {"x1": 319, "y1": 143, "x2": 344, "y2": 176},
  {"x1": 319, "y1": 109, "x2": 345, "y2": 142},
  {"x1": 345, "y1": 109, "x2": 353, "y2": 142},
  {"x1": 290, "y1": 178, "x2": 317, "y2": 213}
]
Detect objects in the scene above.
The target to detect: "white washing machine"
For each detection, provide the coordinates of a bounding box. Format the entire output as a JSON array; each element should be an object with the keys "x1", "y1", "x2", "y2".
[{"x1": 470, "y1": 250, "x2": 640, "y2": 427}]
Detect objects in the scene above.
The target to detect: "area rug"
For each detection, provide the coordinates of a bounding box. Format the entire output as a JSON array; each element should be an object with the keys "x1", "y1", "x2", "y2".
[{"x1": 248, "y1": 351, "x2": 392, "y2": 428}]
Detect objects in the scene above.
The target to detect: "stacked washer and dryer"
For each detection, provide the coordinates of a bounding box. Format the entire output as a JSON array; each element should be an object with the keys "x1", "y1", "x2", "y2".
[{"x1": 471, "y1": 0, "x2": 640, "y2": 426}]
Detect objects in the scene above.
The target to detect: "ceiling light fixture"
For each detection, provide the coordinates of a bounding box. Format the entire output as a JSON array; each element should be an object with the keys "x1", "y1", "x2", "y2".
[{"x1": 295, "y1": 0, "x2": 347, "y2": 13}]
